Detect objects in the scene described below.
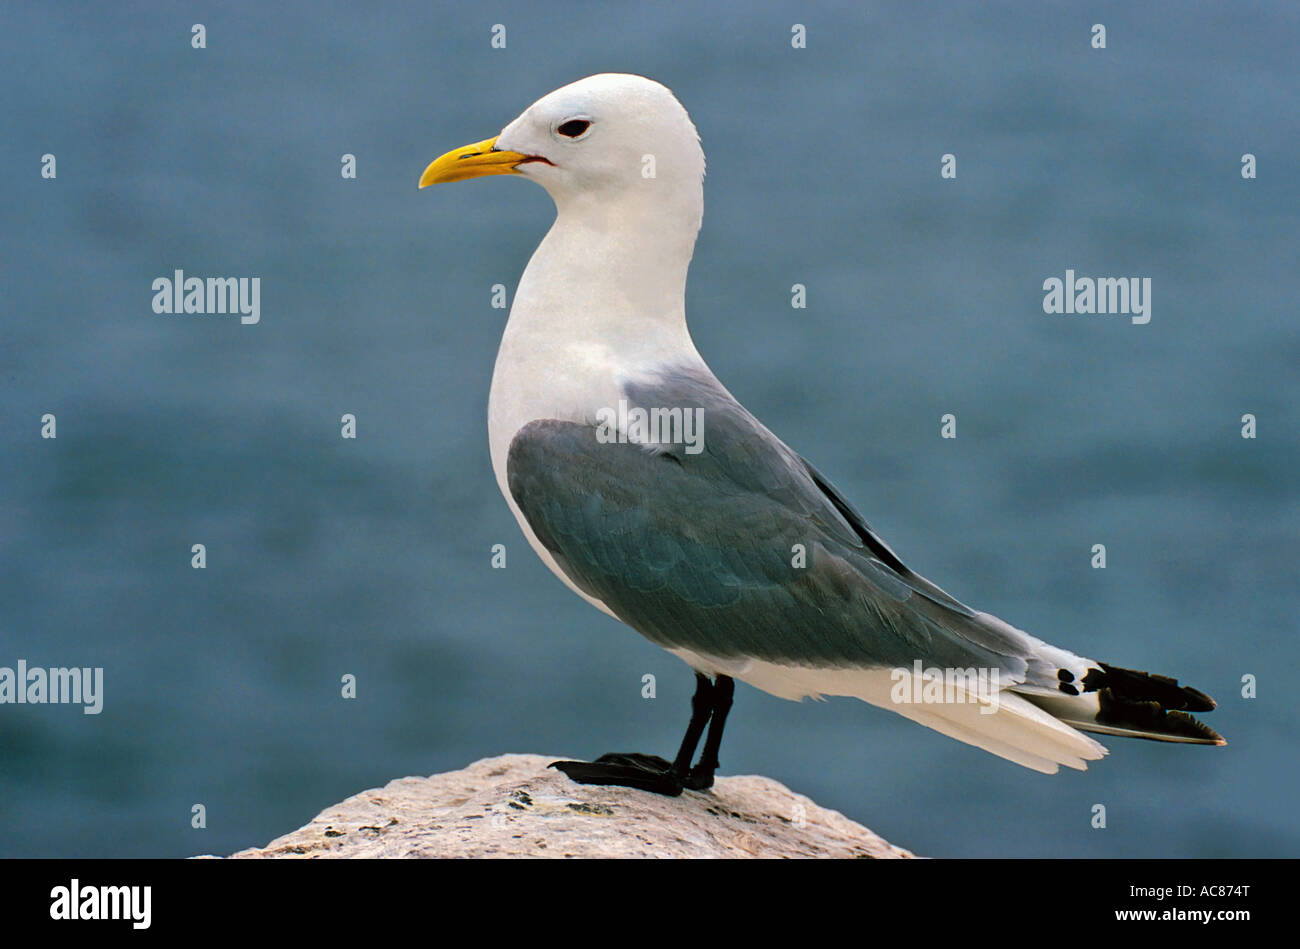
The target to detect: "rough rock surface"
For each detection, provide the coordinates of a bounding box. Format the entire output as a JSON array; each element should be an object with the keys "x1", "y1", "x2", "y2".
[{"x1": 226, "y1": 753, "x2": 912, "y2": 859}]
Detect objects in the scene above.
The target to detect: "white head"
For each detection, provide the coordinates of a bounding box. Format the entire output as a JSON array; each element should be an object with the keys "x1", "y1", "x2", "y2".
[{"x1": 421, "y1": 73, "x2": 705, "y2": 241}]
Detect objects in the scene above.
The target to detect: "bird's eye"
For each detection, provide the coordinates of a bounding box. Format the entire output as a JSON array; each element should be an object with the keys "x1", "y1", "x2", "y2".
[{"x1": 557, "y1": 119, "x2": 591, "y2": 138}]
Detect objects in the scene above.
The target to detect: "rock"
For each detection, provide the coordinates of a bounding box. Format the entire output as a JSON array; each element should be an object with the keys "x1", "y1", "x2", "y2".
[{"x1": 225, "y1": 753, "x2": 913, "y2": 859}]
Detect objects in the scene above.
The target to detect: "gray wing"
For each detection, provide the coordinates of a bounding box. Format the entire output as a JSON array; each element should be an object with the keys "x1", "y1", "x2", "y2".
[{"x1": 506, "y1": 367, "x2": 1042, "y2": 679}]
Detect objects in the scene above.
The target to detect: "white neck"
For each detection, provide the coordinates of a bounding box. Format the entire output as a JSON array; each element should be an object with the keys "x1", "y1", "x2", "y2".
[
  {"x1": 487, "y1": 187, "x2": 708, "y2": 490},
  {"x1": 515, "y1": 178, "x2": 702, "y2": 342},
  {"x1": 481, "y1": 153, "x2": 711, "y2": 618}
]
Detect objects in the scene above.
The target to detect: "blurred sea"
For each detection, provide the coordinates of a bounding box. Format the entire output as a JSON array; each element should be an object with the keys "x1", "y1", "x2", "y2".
[{"x1": 0, "y1": 1, "x2": 1296, "y2": 857}]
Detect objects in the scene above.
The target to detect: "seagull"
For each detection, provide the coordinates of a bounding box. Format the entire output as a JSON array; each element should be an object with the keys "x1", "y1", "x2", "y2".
[{"x1": 419, "y1": 73, "x2": 1224, "y2": 795}]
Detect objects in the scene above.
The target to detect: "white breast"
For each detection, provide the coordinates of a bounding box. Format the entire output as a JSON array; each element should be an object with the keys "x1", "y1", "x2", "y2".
[{"x1": 486, "y1": 214, "x2": 704, "y2": 618}]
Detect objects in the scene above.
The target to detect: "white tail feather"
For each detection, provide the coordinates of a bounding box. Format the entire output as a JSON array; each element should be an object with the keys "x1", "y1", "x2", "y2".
[{"x1": 673, "y1": 651, "x2": 1110, "y2": 774}]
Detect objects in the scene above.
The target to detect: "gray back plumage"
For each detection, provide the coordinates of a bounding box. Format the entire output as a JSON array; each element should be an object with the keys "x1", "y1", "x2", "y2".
[{"x1": 507, "y1": 366, "x2": 1047, "y2": 682}]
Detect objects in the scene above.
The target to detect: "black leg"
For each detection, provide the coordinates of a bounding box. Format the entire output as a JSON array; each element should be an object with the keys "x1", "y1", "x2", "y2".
[
  {"x1": 686, "y1": 675, "x2": 734, "y2": 790},
  {"x1": 550, "y1": 673, "x2": 736, "y2": 797},
  {"x1": 671, "y1": 673, "x2": 716, "y2": 773}
]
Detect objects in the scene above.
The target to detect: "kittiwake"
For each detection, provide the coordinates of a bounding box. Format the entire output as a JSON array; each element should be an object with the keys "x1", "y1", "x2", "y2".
[{"x1": 419, "y1": 73, "x2": 1223, "y2": 794}]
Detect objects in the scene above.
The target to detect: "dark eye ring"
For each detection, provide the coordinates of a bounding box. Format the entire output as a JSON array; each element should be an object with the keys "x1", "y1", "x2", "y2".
[{"x1": 557, "y1": 119, "x2": 591, "y2": 138}]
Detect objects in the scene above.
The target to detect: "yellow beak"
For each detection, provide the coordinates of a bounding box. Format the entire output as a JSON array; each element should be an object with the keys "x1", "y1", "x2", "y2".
[{"x1": 418, "y1": 136, "x2": 529, "y2": 188}]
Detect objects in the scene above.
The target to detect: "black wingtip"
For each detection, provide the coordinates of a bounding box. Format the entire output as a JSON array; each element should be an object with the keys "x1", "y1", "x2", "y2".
[
  {"x1": 1078, "y1": 662, "x2": 1225, "y2": 744},
  {"x1": 1084, "y1": 661, "x2": 1218, "y2": 713},
  {"x1": 1182, "y1": 685, "x2": 1217, "y2": 712}
]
